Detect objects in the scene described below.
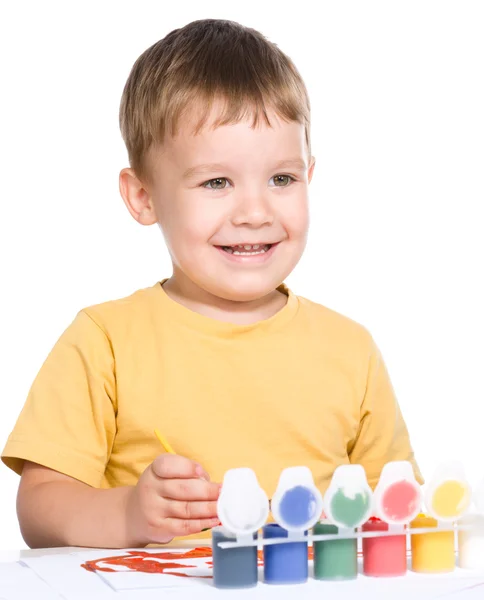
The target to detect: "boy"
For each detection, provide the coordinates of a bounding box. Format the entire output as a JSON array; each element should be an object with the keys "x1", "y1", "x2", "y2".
[{"x1": 2, "y1": 19, "x2": 421, "y2": 549}]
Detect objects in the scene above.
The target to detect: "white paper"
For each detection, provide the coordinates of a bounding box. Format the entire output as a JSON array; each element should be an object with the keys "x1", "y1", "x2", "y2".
[
  {"x1": 21, "y1": 554, "x2": 114, "y2": 599},
  {"x1": 0, "y1": 562, "x2": 27, "y2": 585},
  {"x1": 0, "y1": 561, "x2": 62, "y2": 599}
]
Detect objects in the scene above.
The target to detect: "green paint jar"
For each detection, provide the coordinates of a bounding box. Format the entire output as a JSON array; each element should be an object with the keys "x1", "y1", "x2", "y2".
[
  {"x1": 313, "y1": 522, "x2": 358, "y2": 580},
  {"x1": 330, "y1": 487, "x2": 371, "y2": 528}
]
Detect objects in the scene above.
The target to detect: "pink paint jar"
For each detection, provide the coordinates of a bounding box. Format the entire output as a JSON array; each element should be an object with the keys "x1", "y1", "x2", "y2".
[
  {"x1": 373, "y1": 461, "x2": 422, "y2": 525},
  {"x1": 362, "y1": 518, "x2": 407, "y2": 577}
]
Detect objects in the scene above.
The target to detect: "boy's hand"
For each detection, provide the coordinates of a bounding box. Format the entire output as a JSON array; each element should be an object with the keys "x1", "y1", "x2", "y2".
[{"x1": 127, "y1": 454, "x2": 221, "y2": 545}]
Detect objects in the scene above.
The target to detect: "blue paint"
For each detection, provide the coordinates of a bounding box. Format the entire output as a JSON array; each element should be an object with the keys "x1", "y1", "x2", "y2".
[
  {"x1": 212, "y1": 528, "x2": 258, "y2": 589},
  {"x1": 263, "y1": 524, "x2": 308, "y2": 584},
  {"x1": 279, "y1": 485, "x2": 317, "y2": 528}
]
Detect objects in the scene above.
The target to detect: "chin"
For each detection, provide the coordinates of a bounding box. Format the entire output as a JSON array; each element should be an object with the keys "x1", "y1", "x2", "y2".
[{"x1": 208, "y1": 276, "x2": 282, "y2": 303}]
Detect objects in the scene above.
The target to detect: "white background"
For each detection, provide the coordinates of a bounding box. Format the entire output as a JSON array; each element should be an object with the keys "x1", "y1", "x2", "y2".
[{"x1": 0, "y1": 0, "x2": 483, "y2": 551}]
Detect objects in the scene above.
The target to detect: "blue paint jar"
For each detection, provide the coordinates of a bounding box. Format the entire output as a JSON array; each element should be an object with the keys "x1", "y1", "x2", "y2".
[
  {"x1": 271, "y1": 469, "x2": 323, "y2": 533},
  {"x1": 279, "y1": 485, "x2": 319, "y2": 528},
  {"x1": 263, "y1": 524, "x2": 308, "y2": 584},
  {"x1": 212, "y1": 527, "x2": 258, "y2": 589}
]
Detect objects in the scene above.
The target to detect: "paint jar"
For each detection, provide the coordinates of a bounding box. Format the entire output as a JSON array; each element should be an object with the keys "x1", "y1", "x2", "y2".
[
  {"x1": 217, "y1": 468, "x2": 269, "y2": 536},
  {"x1": 212, "y1": 527, "x2": 258, "y2": 589},
  {"x1": 474, "y1": 478, "x2": 484, "y2": 515},
  {"x1": 425, "y1": 462, "x2": 471, "y2": 523},
  {"x1": 410, "y1": 514, "x2": 455, "y2": 573},
  {"x1": 362, "y1": 518, "x2": 407, "y2": 577},
  {"x1": 373, "y1": 461, "x2": 422, "y2": 525},
  {"x1": 313, "y1": 521, "x2": 357, "y2": 580},
  {"x1": 271, "y1": 466, "x2": 323, "y2": 532},
  {"x1": 323, "y1": 464, "x2": 373, "y2": 529},
  {"x1": 458, "y1": 515, "x2": 484, "y2": 570},
  {"x1": 263, "y1": 523, "x2": 308, "y2": 584}
]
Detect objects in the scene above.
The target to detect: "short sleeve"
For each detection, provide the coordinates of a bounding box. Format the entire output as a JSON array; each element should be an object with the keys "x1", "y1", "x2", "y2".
[
  {"x1": 348, "y1": 337, "x2": 423, "y2": 488},
  {"x1": 2, "y1": 310, "x2": 117, "y2": 487}
]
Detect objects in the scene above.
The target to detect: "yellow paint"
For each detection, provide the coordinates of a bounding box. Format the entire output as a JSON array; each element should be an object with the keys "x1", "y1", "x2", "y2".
[
  {"x1": 410, "y1": 514, "x2": 455, "y2": 573},
  {"x1": 431, "y1": 480, "x2": 469, "y2": 518}
]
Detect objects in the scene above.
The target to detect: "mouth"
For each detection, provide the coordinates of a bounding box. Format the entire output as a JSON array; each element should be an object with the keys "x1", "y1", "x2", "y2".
[{"x1": 217, "y1": 243, "x2": 275, "y2": 256}]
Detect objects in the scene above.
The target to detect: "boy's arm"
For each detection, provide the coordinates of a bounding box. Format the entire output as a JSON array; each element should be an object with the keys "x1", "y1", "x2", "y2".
[
  {"x1": 348, "y1": 336, "x2": 422, "y2": 488},
  {"x1": 18, "y1": 458, "x2": 220, "y2": 549},
  {"x1": 5, "y1": 310, "x2": 220, "y2": 549},
  {"x1": 17, "y1": 462, "x2": 134, "y2": 549}
]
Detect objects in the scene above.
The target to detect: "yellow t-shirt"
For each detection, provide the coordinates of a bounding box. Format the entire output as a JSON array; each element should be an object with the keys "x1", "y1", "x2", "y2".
[{"x1": 2, "y1": 281, "x2": 421, "y2": 504}]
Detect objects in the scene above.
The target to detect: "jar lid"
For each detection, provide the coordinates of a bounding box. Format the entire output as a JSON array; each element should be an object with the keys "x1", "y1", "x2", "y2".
[
  {"x1": 373, "y1": 461, "x2": 422, "y2": 524},
  {"x1": 424, "y1": 461, "x2": 471, "y2": 522},
  {"x1": 217, "y1": 468, "x2": 269, "y2": 535},
  {"x1": 323, "y1": 464, "x2": 373, "y2": 529},
  {"x1": 271, "y1": 466, "x2": 323, "y2": 532}
]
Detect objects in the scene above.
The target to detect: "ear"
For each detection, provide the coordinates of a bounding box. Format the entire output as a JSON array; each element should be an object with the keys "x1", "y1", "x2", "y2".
[
  {"x1": 308, "y1": 156, "x2": 316, "y2": 184},
  {"x1": 119, "y1": 168, "x2": 157, "y2": 226}
]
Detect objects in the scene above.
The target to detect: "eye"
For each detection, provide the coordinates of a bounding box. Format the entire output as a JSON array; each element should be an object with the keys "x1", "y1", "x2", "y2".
[
  {"x1": 203, "y1": 177, "x2": 229, "y2": 190},
  {"x1": 270, "y1": 174, "x2": 295, "y2": 187},
  {"x1": 202, "y1": 174, "x2": 296, "y2": 189}
]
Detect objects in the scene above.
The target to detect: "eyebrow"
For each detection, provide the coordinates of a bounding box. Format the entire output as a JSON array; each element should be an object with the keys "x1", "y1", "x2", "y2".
[{"x1": 182, "y1": 158, "x2": 307, "y2": 180}]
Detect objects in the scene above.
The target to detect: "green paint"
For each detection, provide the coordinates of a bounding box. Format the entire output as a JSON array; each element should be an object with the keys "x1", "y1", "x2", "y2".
[
  {"x1": 330, "y1": 487, "x2": 370, "y2": 527},
  {"x1": 313, "y1": 522, "x2": 357, "y2": 580}
]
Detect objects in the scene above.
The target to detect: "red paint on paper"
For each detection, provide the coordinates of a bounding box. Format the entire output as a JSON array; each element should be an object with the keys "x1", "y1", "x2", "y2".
[{"x1": 81, "y1": 547, "x2": 213, "y2": 578}]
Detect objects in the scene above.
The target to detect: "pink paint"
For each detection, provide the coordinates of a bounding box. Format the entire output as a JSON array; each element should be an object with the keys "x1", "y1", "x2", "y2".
[
  {"x1": 381, "y1": 480, "x2": 419, "y2": 522},
  {"x1": 362, "y1": 518, "x2": 407, "y2": 577}
]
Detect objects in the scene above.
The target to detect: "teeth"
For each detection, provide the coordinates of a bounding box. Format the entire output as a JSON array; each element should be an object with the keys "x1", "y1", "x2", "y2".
[
  {"x1": 221, "y1": 243, "x2": 272, "y2": 256},
  {"x1": 233, "y1": 249, "x2": 266, "y2": 255},
  {"x1": 238, "y1": 244, "x2": 264, "y2": 250}
]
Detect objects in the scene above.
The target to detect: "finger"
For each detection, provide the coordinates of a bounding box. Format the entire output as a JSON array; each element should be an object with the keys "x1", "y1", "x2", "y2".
[
  {"x1": 163, "y1": 517, "x2": 221, "y2": 537},
  {"x1": 152, "y1": 455, "x2": 209, "y2": 480},
  {"x1": 159, "y1": 478, "x2": 221, "y2": 501},
  {"x1": 162, "y1": 499, "x2": 219, "y2": 520}
]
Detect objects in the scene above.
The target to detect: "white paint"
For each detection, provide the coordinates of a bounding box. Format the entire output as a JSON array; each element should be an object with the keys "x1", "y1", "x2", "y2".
[
  {"x1": 458, "y1": 516, "x2": 484, "y2": 570},
  {"x1": 217, "y1": 468, "x2": 269, "y2": 534}
]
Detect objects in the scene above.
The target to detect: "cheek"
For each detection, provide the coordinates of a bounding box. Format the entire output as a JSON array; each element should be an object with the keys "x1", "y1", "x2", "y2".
[
  {"x1": 162, "y1": 200, "x2": 223, "y2": 246},
  {"x1": 183, "y1": 213, "x2": 222, "y2": 243},
  {"x1": 280, "y1": 195, "x2": 309, "y2": 237}
]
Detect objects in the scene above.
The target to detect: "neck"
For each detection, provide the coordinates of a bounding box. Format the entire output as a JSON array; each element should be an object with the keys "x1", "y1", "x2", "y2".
[{"x1": 162, "y1": 271, "x2": 287, "y2": 325}]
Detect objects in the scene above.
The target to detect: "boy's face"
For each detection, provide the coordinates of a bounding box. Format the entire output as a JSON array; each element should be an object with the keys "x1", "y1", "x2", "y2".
[{"x1": 121, "y1": 103, "x2": 315, "y2": 302}]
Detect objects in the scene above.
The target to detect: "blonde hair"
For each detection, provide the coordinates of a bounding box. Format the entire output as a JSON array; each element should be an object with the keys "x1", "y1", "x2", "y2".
[{"x1": 119, "y1": 19, "x2": 311, "y2": 179}]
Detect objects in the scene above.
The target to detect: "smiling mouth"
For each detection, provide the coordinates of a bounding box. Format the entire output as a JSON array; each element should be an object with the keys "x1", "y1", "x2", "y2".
[{"x1": 219, "y1": 243, "x2": 274, "y2": 256}]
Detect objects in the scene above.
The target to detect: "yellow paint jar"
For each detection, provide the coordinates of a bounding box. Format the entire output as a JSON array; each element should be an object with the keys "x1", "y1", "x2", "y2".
[
  {"x1": 424, "y1": 463, "x2": 471, "y2": 523},
  {"x1": 431, "y1": 480, "x2": 469, "y2": 519},
  {"x1": 410, "y1": 515, "x2": 455, "y2": 573}
]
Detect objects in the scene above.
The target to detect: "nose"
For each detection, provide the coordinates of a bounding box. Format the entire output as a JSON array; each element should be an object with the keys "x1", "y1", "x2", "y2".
[{"x1": 231, "y1": 189, "x2": 274, "y2": 228}]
